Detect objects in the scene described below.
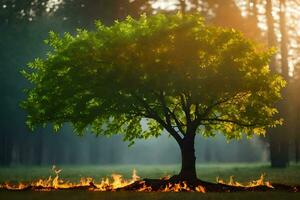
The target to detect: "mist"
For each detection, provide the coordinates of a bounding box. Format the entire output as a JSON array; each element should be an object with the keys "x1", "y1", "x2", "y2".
[
  {"x1": 1, "y1": 0, "x2": 299, "y2": 167},
  {"x1": 3, "y1": 124, "x2": 268, "y2": 166}
]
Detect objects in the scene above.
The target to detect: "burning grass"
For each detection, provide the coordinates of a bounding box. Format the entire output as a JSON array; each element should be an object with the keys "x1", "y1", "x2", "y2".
[
  {"x1": 0, "y1": 165, "x2": 299, "y2": 192},
  {"x1": 0, "y1": 166, "x2": 140, "y2": 191}
]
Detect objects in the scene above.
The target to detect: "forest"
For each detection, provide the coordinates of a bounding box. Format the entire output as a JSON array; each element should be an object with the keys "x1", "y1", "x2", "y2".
[
  {"x1": 0, "y1": 0, "x2": 300, "y2": 169},
  {"x1": 1, "y1": 1, "x2": 300, "y2": 199}
]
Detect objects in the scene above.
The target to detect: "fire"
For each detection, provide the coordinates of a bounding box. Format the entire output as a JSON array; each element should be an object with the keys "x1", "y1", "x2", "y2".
[
  {"x1": 94, "y1": 171, "x2": 140, "y2": 191},
  {"x1": 195, "y1": 185, "x2": 206, "y2": 193},
  {"x1": 0, "y1": 166, "x2": 206, "y2": 192},
  {"x1": 216, "y1": 174, "x2": 274, "y2": 188},
  {"x1": 0, "y1": 166, "x2": 275, "y2": 192},
  {"x1": 162, "y1": 182, "x2": 192, "y2": 192},
  {"x1": 0, "y1": 166, "x2": 141, "y2": 191}
]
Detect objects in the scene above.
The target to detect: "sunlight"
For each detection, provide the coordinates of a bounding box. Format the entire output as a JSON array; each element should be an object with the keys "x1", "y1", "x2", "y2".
[
  {"x1": 150, "y1": 0, "x2": 178, "y2": 11},
  {"x1": 46, "y1": 0, "x2": 63, "y2": 12},
  {"x1": 235, "y1": 0, "x2": 300, "y2": 76}
]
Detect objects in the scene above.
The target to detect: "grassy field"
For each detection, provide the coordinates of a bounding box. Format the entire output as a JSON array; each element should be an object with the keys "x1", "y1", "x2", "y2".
[
  {"x1": 0, "y1": 163, "x2": 300, "y2": 199},
  {"x1": 1, "y1": 191, "x2": 300, "y2": 200}
]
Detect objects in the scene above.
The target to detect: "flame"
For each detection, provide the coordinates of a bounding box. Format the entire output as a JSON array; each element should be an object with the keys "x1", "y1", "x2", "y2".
[
  {"x1": 137, "y1": 181, "x2": 152, "y2": 192},
  {"x1": 195, "y1": 185, "x2": 206, "y2": 193},
  {"x1": 0, "y1": 166, "x2": 142, "y2": 191},
  {"x1": 0, "y1": 166, "x2": 273, "y2": 192},
  {"x1": 162, "y1": 182, "x2": 192, "y2": 192},
  {"x1": 217, "y1": 174, "x2": 273, "y2": 188}
]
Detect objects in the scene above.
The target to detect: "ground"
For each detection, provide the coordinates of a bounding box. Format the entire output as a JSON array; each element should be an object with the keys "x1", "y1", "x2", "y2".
[{"x1": 0, "y1": 163, "x2": 300, "y2": 199}]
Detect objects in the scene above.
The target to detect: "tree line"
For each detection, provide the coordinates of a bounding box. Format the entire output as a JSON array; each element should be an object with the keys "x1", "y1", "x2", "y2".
[{"x1": 0, "y1": 0, "x2": 299, "y2": 167}]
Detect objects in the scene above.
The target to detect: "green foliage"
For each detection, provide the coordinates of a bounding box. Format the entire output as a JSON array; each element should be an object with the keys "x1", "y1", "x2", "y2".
[{"x1": 22, "y1": 13, "x2": 285, "y2": 143}]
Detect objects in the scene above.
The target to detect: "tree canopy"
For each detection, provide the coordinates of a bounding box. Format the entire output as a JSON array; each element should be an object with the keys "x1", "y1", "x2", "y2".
[{"x1": 22, "y1": 13, "x2": 285, "y2": 145}]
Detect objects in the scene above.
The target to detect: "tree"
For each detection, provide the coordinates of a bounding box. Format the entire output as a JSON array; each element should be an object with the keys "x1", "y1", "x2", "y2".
[
  {"x1": 22, "y1": 14, "x2": 285, "y2": 181},
  {"x1": 276, "y1": 0, "x2": 290, "y2": 167},
  {"x1": 265, "y1": 0, "x2": 290, "y2": 168}
]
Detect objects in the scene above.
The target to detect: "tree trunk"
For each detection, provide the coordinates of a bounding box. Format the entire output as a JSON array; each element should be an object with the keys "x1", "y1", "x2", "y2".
[
  {"x1": 280, "y1": 0, "x2": 289, "y2": 80},
  {"x1": 270, "y1": 133, "x2": 288, "y2": 168},
  {"x1": 296, "y1": 137, "x2": 300, "y2": 163},
  {"x1": 266, "y1": 0, "x2": 277, "y2": 72},
  {"x1": 178, "y1": 134, "x2": 197, "y2": 181},
  {"x1": 179, "y1": 0, "x2": 186, "y2": 14},
  {"x1": 265, "y1": 0, "x2": 289, "y2": 168}
]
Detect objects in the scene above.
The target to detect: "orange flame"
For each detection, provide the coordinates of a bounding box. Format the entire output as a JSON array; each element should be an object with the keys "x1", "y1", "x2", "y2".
[
  {"x1": 0, "y1": 166, "x2": 142, "y2": 191},
  {"x1": 162, "y1": 182, "x2": 193, "y2": 192},
  {"x1": 216, "y1": 174, "x2": 273, "y2": 188},
  {"x1": 0, "y1": 166, "x2": 273, "y2": 192}
]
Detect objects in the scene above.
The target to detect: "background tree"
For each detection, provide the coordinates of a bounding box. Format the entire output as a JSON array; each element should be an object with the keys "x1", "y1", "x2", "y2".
[
  {"x1": 265, "y1": 0, "x2": 290, "y2": 168},
  {"x1": 22, "y1": 14, "x2": 284, "y2": 180}
]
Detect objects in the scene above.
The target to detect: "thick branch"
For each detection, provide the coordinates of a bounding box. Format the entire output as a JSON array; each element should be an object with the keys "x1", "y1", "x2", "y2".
[
  {"x1": 168, "y1": 108, "x2": 186, "y2": 134},
  {"x1": 133, "y1": 94, "x2": 183, "y2": 145},
  {"x1": 156, "y1": 91, "x2": 186, "y2": 135},
  {"x1": 180, "y1": 93, "x2": 192, "y2": 125},
  {"x1": 158, "y1": 92, "x2": 171, "y2": 126}
]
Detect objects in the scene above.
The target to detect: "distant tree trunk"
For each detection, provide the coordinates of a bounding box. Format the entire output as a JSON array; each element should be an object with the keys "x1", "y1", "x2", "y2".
[
  {"x1": 248, "y1": 0, "x2": 258, "y2": 18},
  {"x1": 204, "y1": 142, "x2": 211, "y2": 162},
  {"x1": 0, "y1": 133, "x2": 4, "y2": 165},
  {"x1": 178, "y1": 134, "x2": 197, "y2": 180},
  {"x1": 191, "y1": 0, "x2": 199, "y2": 12},
  {"x1": 3, "y1": 133, "x2": 13, "y2": 166},
  {"x1": 296, "y1": 138, "x2": 300, "y2": 163},
  {"x1": 249, "y1": 0, "x2": 259, "y2": 28},
  {"x1": 266, "y1": 0, "x2": 283, "y2": 168},
  {"x1": 35, "y1": 130, "x2": 44, "y2": 165},
  {"x1": 115, "y1": 0, "x2": 124, "y2": 20},
  {"x1": 269, "y1": 135, "x2": 287, "y2": 167},
  {"x1": 279, "y1": 0, "x2": 290, "y2": 167},
  {"x1": 295, "y1": 112, "x2": 300, "y2": 163},
  {"x1": 280, "y1": 0, "x2": 289, "y2": 80},
  {"x1": 266, "y1": 0, "x2": 277, "y2": 71},
  {"x1": 266, "y1": 0, "x2": 289, "y2": 168},
  {"x1": 179, "y1": 0, "x2": 187, "y2": 14}
]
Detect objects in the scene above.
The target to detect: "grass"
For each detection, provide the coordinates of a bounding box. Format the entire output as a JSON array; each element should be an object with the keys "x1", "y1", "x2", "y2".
[
  {"x1": 1, "y1": 191, "x2": 300, "y2": 200},
  {"x1": 0, "y1": 163, "x2": 300, "y2": 199},
  {"x1": 1, "y1": 163, "x2": 300, "y2": 184}
]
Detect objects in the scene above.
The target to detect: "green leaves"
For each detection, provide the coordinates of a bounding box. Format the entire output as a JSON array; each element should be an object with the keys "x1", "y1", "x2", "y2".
[{"x1": 22, "y1": 13, "x2": 285, "y2": 143}]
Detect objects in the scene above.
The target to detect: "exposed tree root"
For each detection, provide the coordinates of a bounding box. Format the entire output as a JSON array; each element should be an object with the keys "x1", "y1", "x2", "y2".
[{"x1": 118, "y1": 176, "x2": 300, "y2": 193}]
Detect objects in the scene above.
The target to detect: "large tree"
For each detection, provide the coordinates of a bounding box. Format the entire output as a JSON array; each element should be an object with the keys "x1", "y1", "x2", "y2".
[{"x1": 22, "y1": 14, "x2": 284, "y2": 180}]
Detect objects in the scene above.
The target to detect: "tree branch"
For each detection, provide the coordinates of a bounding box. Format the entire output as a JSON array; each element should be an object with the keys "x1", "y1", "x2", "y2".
[
  {"x1": 180, "y1": 93, "x2": 192, "y2": 125},
  {"x1": 155, "y1": 91, "x2": 186, "y2": 135},
  {"x1": 133, "y1": 94, "x2": 183, "y2": 145},
  {"x1": 158, "y1": 91, "x2": 171, "y2": 126},
  {"x1": 202, "y1": 118, "x2": 259, "y2": 128},
  {"x1": 198, "y1": 92, "x2": 250, "y2": 120}
]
